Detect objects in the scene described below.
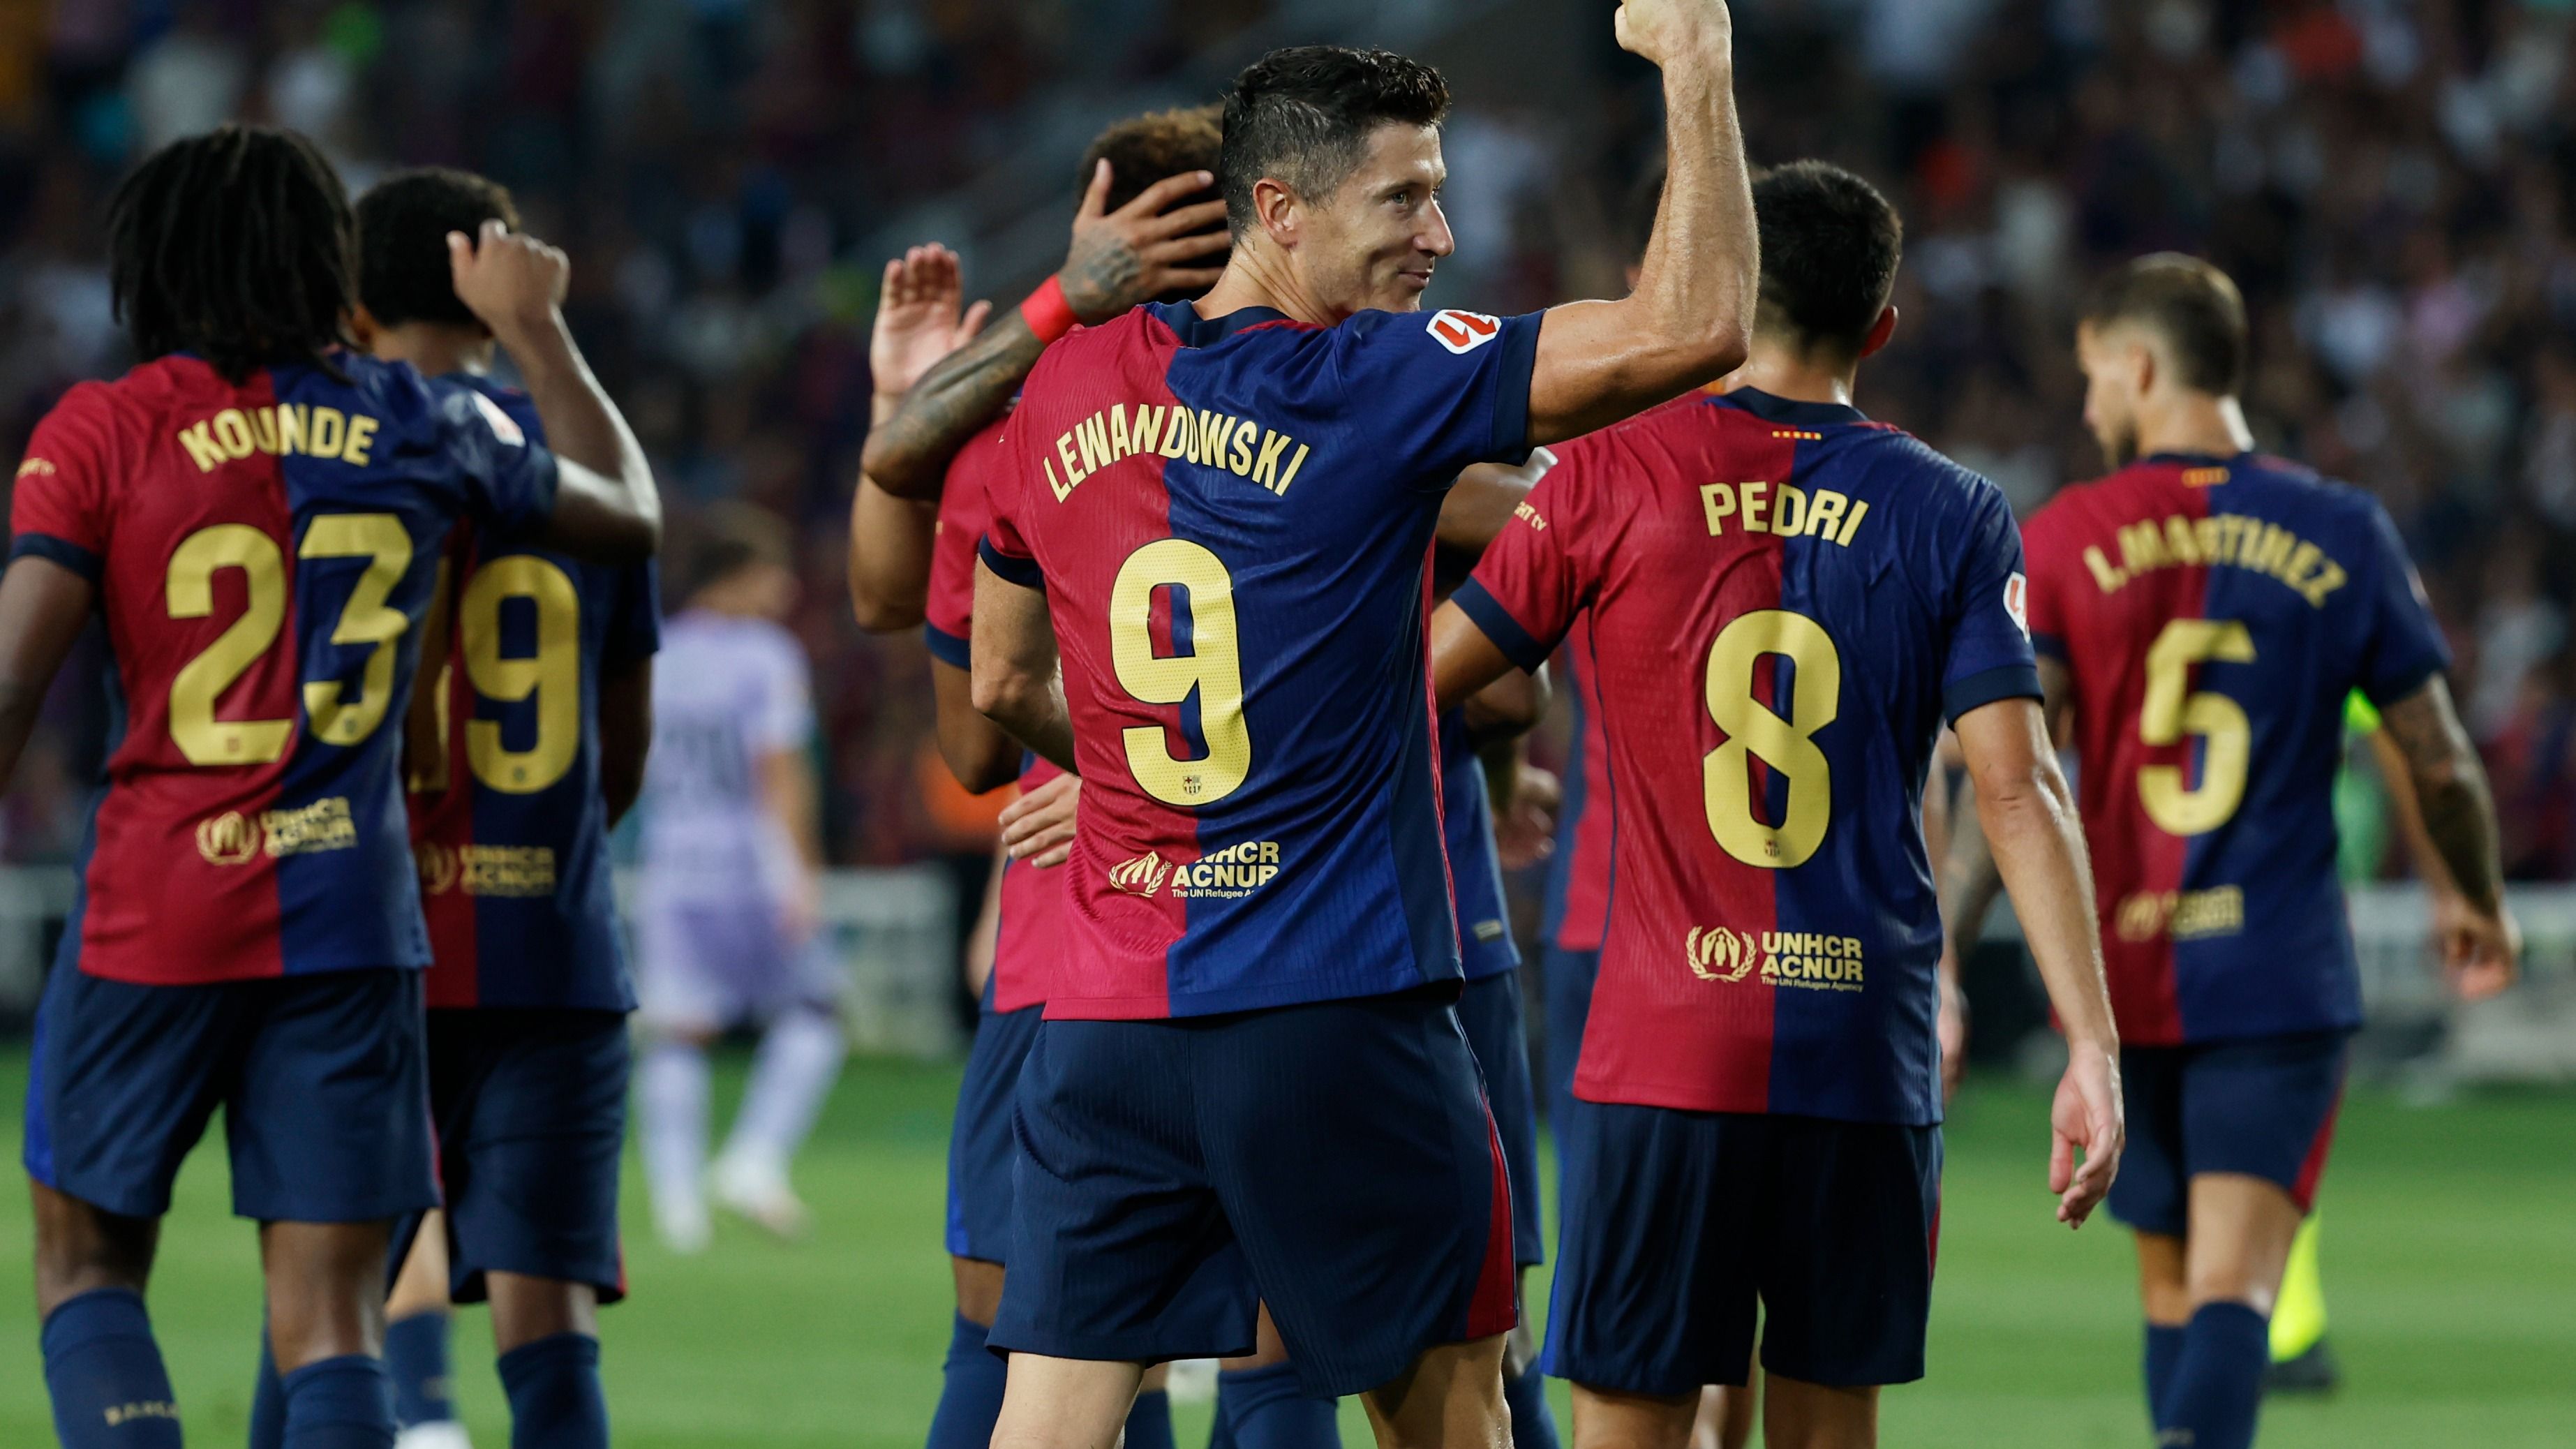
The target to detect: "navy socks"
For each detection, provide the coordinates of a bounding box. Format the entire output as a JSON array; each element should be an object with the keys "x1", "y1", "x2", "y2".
[
  {"x1": 2161, "y1": 1301, "x2": 2268, "y2": 1449},
  {"x1": 1214, "y1": 1360, "x2": 1339, "y2": 1449},
  {"x1": 925, "y1": 1313, "x2": 1010, "y2": 1449},
  {"x1": 2144, "y1": 1321, "x2": 2186, "y2": 1429},
  {"x1": 1503, "y1": 1359, "x2": 1560, "y2": 1449},
  {"x1": 498, "y1": 1332, "x2": 609, "y2": 1449},
  {"x1": 40, "y1": 1289, "x2": 181, "y2": 1448},
  {"x1": 1124, "y1": 1388, "x2": 1175, "y2": 1449},
  {"x1": 385, "y1": 1311, "x2": 457, "y2": 1429},
  {"x1": 278, "y1": 1353, "x2": 396, "y2": 1449}
]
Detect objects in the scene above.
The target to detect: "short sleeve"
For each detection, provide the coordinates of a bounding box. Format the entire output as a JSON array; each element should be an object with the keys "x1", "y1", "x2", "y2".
[
  {"x1": 1939, "y1": 478, "x2": 2044, "y2": 723},
  {"x1": 1452, "y1": 440, "x2": 1608, "y2": 671},
  {"x1": 1330, "y1": 309, "x2": 1544, "y2": 489},
  {"x1": 604, "y1": 560, "x2": 662, "y2": 665},
  {"x1": 2353, "y1": 500, "x2": 2451, "y2": 708},
  {"x1": 2019, "y1": 500, "x2": 2074, "y2": 662},
  {"x1": 752, "y1": 632, "x2": 816, "y2": 754},
  {"x1": 9, "y1": 384, "x2": 119, "y2": 581},
  {"x1": 977, "y1": 423, "x2": 1045, "y2": 590},
  {"x1": 924, "y1": 442, "x2": 995, "y2": 669},
  {"x1": 437, "y1": 385, "x2": 561, "y2": 534}
]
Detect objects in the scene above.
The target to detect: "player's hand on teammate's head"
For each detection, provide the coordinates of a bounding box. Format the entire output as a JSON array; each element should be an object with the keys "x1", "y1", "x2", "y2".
[
  {"x1": 2048, "y1": 1039, "x2": 2122, "y2": 1229},
  {"x1": 870, "y1": 244, "x2": 992, "y2": 401},
  {"x1": 448, "y1": 218, "x2": 569, "y2": 336},
  {"x1": 1494, "y1": 763, "x2": 1559, "y2": 871},
  {"x1": 999, "y1": 772, "x2": 1081, "y2": 868},
  {"x1": 1612, "y1": 0, "x2": 1735, "y2": 64},
  {"x1": 2436, "y1": 891, "x2": 2522, "y2": 1002},
  {"x1": 1059, "y1": 161, "x2": 1231, "y2": 323}
]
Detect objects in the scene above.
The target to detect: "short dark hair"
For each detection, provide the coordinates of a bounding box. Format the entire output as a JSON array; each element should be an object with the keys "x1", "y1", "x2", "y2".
[
  {"x1": 357, "y1": 168, "x2": 520, "y2": 331},
  {"x1": 1082, "y1": 105, "x2": 1225, "y2": 213},
  {"x1": 107, "y1": 124, "x2": 355, "y2": 381},
  {"x1": 1750, "y1": 161, "x2": 1904, "y2": 359},
  {"x1": 1219, "y1": 46, "x2": 1450, "y2": 233},
  {"x1": 2080, "y1": 253, "x2": 2248, "y2": 396},
  {"x1": 685, "y1": 500, "x2": 793, "y2": 597}
]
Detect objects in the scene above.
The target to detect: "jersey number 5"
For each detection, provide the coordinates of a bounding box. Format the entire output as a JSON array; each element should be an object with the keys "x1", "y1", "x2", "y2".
[
  {"x1": 2137, "y1": 618, "x2": 2256, "y2": 835},
  {"x1": 1110, "y1": 538, "x2": 1249, "y2": 807},
  {"x1": 166, "y1": 517, "x2": 413, "y2": 765},
  {"x1": 1703, "y1": 609, "x2": 1841, "y2": 869}
]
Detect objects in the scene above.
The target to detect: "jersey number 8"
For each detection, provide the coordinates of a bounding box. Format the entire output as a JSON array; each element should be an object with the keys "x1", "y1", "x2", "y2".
[
  {"x1": 1110, "y1": 538, "x2": 1249, "y2": 808},
  {"x1": 165, "y1": 516, "x2": 413, "y2": 766},
  {"x1": 1702, "y1": 609, "x2": 1841, "y2": 870}
]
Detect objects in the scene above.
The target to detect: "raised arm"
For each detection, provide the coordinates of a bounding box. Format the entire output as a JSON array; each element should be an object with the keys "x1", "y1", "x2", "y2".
[
  {"x1": 862, "y1": 169, "x2": 1229, "y2": 502},
  {"x1": 449, "y1": 222, "x2": 661, "y2": 563},
  {"x1": 1953, "y1": 694, "x2": 2123, "y2": 1228},
  {"x1": 2376, "y1": 676, "x2": 2519, "y2": 997},
  {"x1": 850, "y1": 246, "x2": 988, "y2": 632},
  {"x1": 1524, "y1": 1, "x2": 1755, "y2": 446},
  {"x1": 969, "y1": 562, "x2": 1077, "y2": 773}
]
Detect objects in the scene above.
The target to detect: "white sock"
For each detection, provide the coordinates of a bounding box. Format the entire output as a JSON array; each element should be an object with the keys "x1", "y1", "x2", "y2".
[
  {"x1": 720, "y1": 1008, "x2": 844, "y2": 1178},
  {"x1": 640, "y1": 1040, "x2": 711, "y2": 1221}
]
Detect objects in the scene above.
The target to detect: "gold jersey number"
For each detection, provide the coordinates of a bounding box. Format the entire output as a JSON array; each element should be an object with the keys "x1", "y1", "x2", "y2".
[
  {"x1": 1109, "y1": 537, "x2": 1249, "y2": 807},
  {"x1": 165, "y1": 516, "x2": 414, "y2": 765},
  {"x1": 1702, "y1": 609, "x2": 1841, "y2": 869},
  {"x1": 2136, "y1": 618, "x2": 2256, "y2": 836},
  {"x1": 459, "y1": 555, "x2": 583, "y2": 794}
]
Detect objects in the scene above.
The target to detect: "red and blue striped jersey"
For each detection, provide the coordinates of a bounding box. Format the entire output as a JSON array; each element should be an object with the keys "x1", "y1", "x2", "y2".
[
  {"x1": 408, "y1": 378, "x2": 660, "y2": 1012},
  {"x1": 1458, "y1": 388, "x2": 2039, "y2": 1124},
  {"x1": 9, "y1": 353, "x2": 560, "y2": 986},
  {"x1": 2023, "y1": 452, "x2": 2449, "y2": 1046},
  {"x1": 925, "y1": 410, "x2": 1064, "y2": 1016},
  {"x1": 1438, "y1": 706, "x2": 1519, "y2": 981},
  {"x1": 1540, "y1": 628, "x2": 1611, "y2": 952},
  {"x1": 981, "y1": 300, "x2": 1542, "y2": 1019}
]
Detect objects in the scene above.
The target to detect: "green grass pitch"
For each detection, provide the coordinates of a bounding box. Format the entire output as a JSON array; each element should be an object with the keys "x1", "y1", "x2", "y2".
[{"x1": 1, "y1": 1046, "x2": 2570, "y2": 1446}]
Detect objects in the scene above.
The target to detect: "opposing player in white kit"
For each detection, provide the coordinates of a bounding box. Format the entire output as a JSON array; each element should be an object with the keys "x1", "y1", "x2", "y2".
[{"x1": 633, "y1": 503, "x2": 842, "y2": 1251}]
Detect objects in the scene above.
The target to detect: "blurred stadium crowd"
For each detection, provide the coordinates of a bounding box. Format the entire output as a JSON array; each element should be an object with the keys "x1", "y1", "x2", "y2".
[{"x1": 3, "y1": 0, "x2": 2575, "y2": 880}]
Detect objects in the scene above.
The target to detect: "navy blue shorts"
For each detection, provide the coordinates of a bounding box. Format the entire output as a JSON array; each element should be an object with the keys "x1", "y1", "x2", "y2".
[
  {"x1": 407, "y1": 1008, "x2": 630, "y2": 1305},
  {"x1": 2109, "y1": 1031, "x2": 2350, "y2": 1239},
  {"x1": 946, "y1": 998, "x2": 1043, "y2": 1262},
  {"x1": 1545, "y1": 1101, "x2": 1941, "y2": 1392},
  {"x1": 24, "y1": 964, "x2": 434, "y2": 1224},
  {"x1": 990, "y1": 987, "x2": 1517, "y2": 1399},
  {"x1": 1457, "y1": 970, "x2": 1545, "y2": 1267},
  {"x1": 1538, "y1": 946, "x2": 1598, "y2": 1135}
]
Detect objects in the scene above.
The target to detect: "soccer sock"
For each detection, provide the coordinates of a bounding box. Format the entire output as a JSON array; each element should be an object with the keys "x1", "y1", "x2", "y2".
[
  {"x1": 1214, "y1": 1362, "x2": 1339, "y2": 1449},
  {"x1": 2270, "y1": 1216, "x2": 2328, "y2": 1362},
  {"x1": 1124, "y1": 1388, "x2": 1176, "y2": 1449},
  {"x1": 641, "y1": 1039, "x2": 712, "y2": 1221},
  {"x1": 253, "y1": 1332, "x2": 288, "y2": 1449},
  {"x1": 721, "y1": 1006, "x2": 845, "y2": 1175},
  {"x1": 925, "y1": 1313, "x2": 1009, "y2": 1449},
  {"x1": 498, "y1": 1332, "x2": 609, "y2": 1449},
  {"x1": 2143, "y1": 1322, "x2": 2186, "y2": 1428},
  {"x1": 40, "y1": 1288, "x2": 181, "y2": 1448},
  {"x1": 2163, "y1": 1301, "x2": 2268, "y2": 1449},
  {"x1": 1503, "y1": 1359, "x2": 1561, "y2": 1449},
  {"x1": 279, "y1": 1353, "x2": 396, "y2": 1449},
  {"x1": 384, "y1": 1310, "x2": 456, "y2": 1428}
]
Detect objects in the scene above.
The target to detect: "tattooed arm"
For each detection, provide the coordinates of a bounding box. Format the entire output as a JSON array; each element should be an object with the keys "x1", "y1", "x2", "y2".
[
  {"x1": 861, "y1": 166, "x2": 1228, "y2": 502},
  {"x1": 2377, "y1": 676, "x2": 2520, "y2": 997}
]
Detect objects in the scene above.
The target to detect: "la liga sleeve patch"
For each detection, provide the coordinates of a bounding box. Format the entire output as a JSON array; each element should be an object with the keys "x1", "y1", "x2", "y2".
[{"x1": 1427, "y1": 309, "x2": 1504, "y2": 355}]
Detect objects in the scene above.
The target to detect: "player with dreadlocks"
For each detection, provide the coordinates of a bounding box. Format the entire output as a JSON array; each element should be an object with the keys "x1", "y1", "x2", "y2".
[{"x1": 1, "y1": 124, "x2": 660, "y2": 1449}]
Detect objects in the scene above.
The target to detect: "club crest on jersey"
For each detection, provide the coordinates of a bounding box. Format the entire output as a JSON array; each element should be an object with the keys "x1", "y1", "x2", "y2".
[
  {"x1": 2005, "y1": 572, "x2": 2030, "y2": 637},
  {"x1": 1683, "y1": 927, "x2": 1867, "y2": 992},
  {"x1": 1427, "y1": 309, "x2": 1502, "y2": 355}
]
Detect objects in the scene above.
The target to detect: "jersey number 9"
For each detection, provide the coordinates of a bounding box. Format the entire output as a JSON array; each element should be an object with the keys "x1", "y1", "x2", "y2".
[
  {"x1": 1110, "y1": 538, "x2": 1250, "y2": 808},
  {"x1": 2136, "y1": 618, "x2": 2255, "y2": 836},
  {"x1": 1702, "y1": 609, "x2": 1841, "y2": 870}
]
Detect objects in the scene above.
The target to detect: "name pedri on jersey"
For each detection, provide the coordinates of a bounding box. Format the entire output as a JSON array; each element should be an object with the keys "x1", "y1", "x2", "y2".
[
  {"x1": 408, "y1": 378, "x2": 660, "y2": 1012},
  {"x1": 981, "y1": 300, "x2": 1542, "y2": 1019},
  {"x1": 924, "y1": 410, "x2": 1065, "y2": 1016},
  {"x1": 1458, "y1": 389, "x2": 2038, "y2": 1125},
  {"x1": 10, "y1": 352, "x2": 559, "y2": 986},
  {"x1": 2023, "y1": 452, "x2": 2450, "y2": 1046}
]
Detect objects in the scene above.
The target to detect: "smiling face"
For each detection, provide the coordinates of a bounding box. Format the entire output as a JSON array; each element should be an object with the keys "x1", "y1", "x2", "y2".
[{"x1": 1290, "y1": 122, "x2": 1455, "y2": 318}]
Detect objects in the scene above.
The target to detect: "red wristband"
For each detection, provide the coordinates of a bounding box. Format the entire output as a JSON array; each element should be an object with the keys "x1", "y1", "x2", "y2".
[{"x1": 1020, "y1": 275, "x2": 1080, "y2": 344}]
